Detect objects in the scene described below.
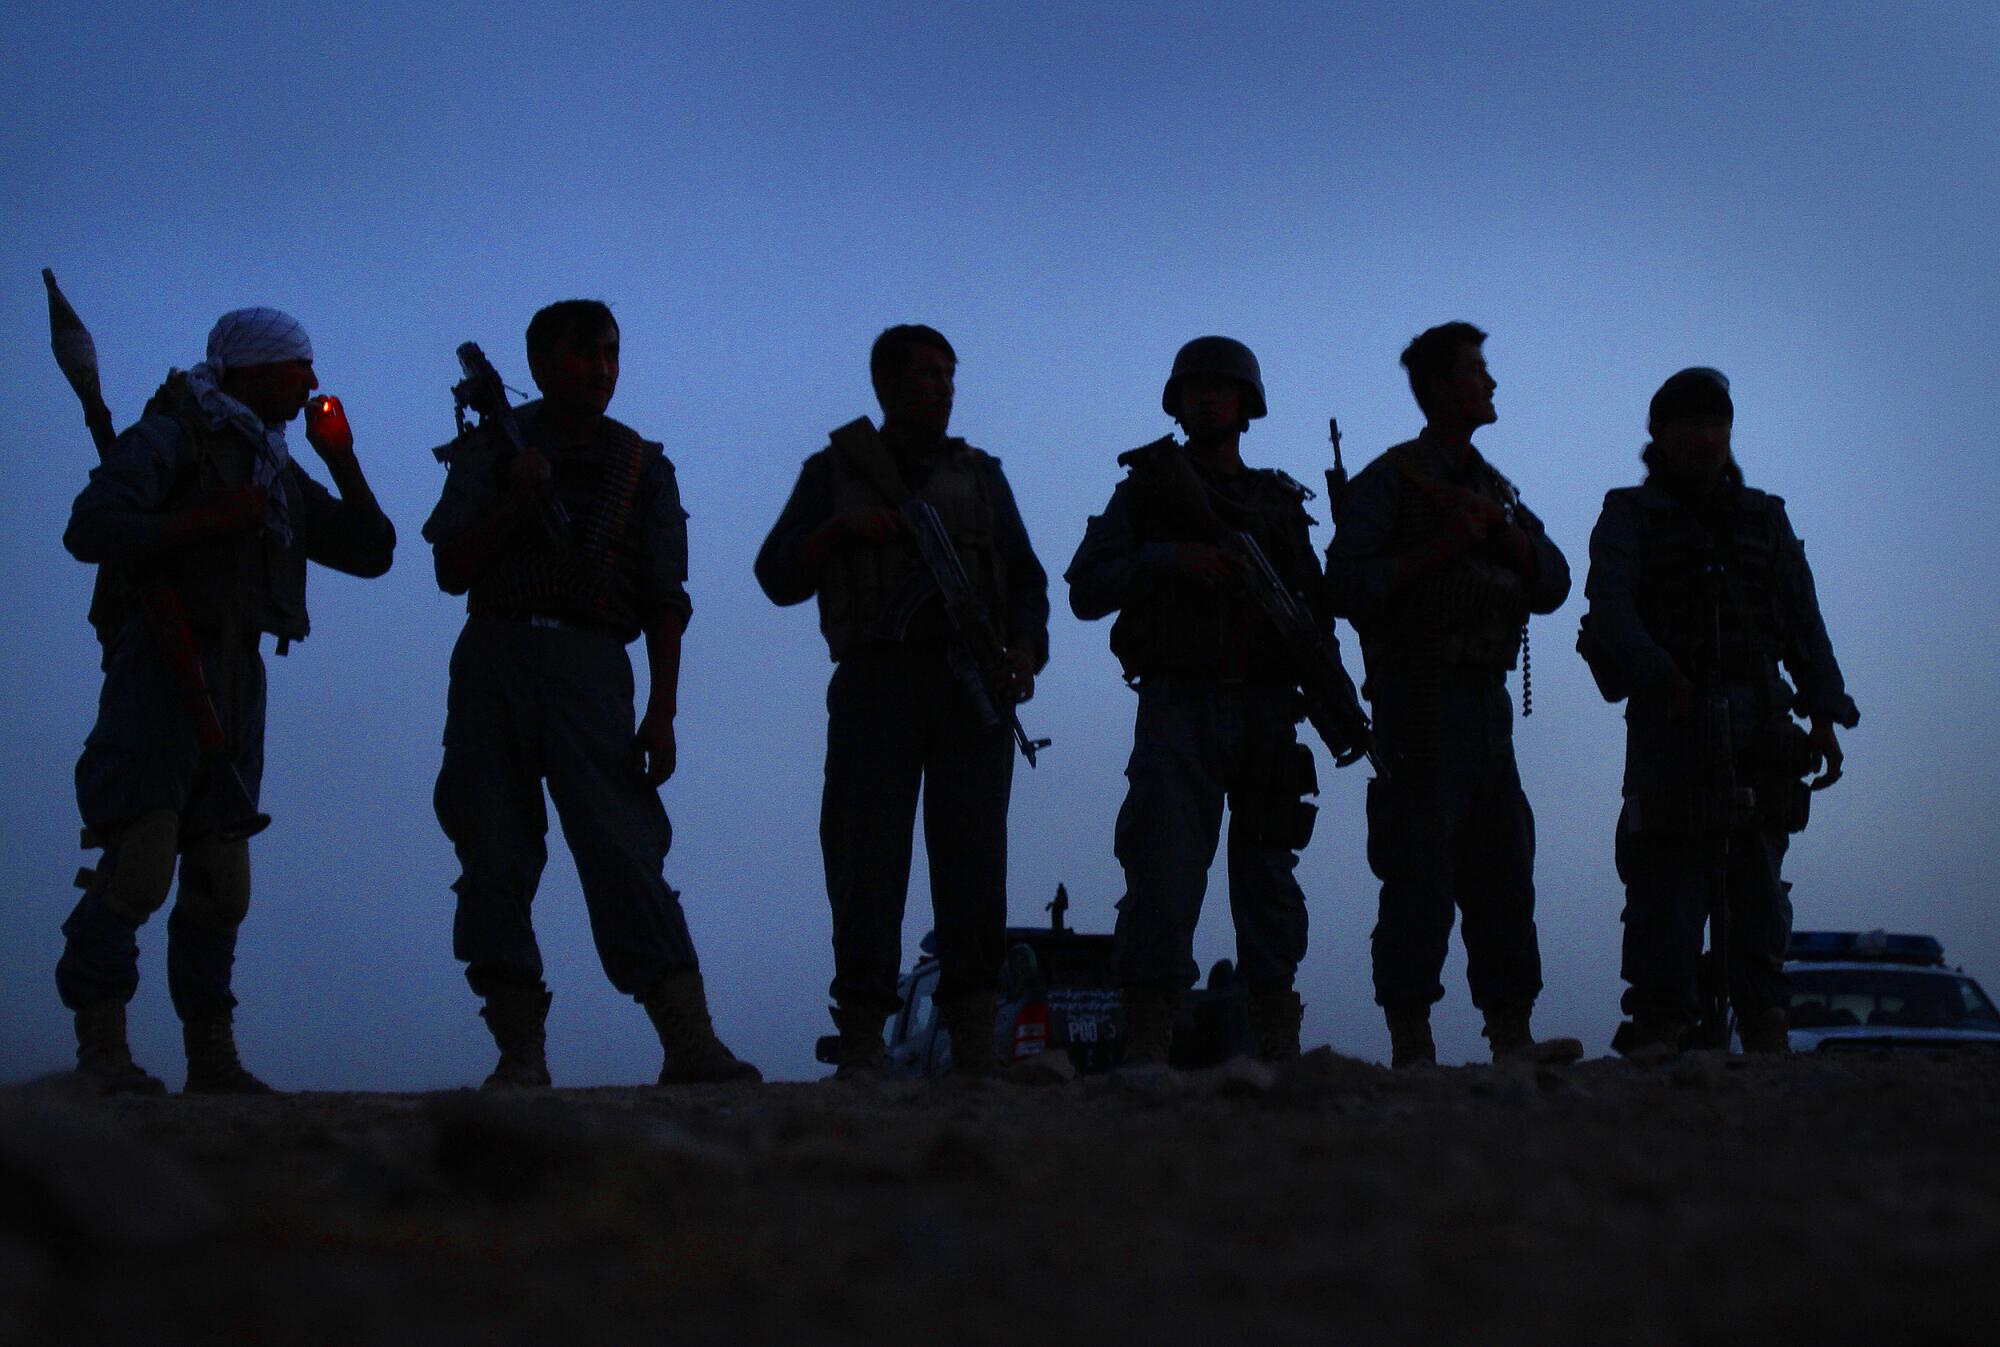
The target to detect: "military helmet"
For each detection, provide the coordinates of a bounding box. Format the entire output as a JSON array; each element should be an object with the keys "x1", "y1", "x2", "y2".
[{"x1": 1162, "y1": 335, "x2": 1267, "y2": 421}]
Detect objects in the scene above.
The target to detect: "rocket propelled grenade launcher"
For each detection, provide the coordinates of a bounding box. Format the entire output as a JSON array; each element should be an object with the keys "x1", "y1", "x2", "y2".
[
  {"x1": 42, "y1": 266, "x2": 269, "y2": 843},
  {"x1": 44, "y1": 268, "x2": 115, "y2": 455},
  {"x1": 444, "y1": 341, "x2": 572, "y2": 550}
]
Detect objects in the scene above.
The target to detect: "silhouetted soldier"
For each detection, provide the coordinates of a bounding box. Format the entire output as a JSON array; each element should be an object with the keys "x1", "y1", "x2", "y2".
[
  {"x1": 59, "y1": 309, "x2": 395, "y2": 1094},
  {"x1": 425, "y1": 300, "x2": 758, "y2": 1088},
  {"x1": 1067, "y1": 337, "x2": 1336, "y2": 1066},
  {"x1": 1324, "y1": 323, "x2": 1577, "y2": 1067},
  {"x1": 1581, "y1": 368, "x2": 1856, "y2": 1056},
  {"x1": 756, "y1": 325, "x2": 1048, "y2": 1078}
]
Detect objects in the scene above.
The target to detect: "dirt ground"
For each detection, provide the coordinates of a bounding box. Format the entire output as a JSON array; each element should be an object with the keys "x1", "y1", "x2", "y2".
[{"x1": 4, "y1": 1048, "x2": 1998, "y2": 1346}]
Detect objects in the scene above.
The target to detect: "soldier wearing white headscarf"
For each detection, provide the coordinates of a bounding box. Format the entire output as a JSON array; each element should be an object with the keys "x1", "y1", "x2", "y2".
[{"x1": 55, "y1": 308, "x2": 397, "y2": 1096}]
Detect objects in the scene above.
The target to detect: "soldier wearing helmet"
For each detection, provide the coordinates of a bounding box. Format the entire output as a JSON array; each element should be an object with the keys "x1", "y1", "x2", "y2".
[
  {"x1": 1067, "y1": 335, "x2": 1338, "y2": 1068},
  {"x1": 1324, "y1": 322, "x2": 1577, "y2": 1068}
]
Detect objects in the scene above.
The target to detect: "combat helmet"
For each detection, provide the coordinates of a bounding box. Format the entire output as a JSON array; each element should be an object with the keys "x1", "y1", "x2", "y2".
[{"x1": 1162, "y1": 336, "x2": 1267, "y2": 421}]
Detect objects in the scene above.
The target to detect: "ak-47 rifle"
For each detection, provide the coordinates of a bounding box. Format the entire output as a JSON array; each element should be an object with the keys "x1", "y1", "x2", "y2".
[
  {"x1": 1325, "y1": 416, "x2": 1348, "y2": 516},
  {"x1": 1124, "y1": 436, "x2": 1378, "y2": 774},
  {"x1": 1690, "y1": 555, "x2": 1758, "y2": 1049},
  {"x1": 43, "y1": 268, "x2": 269, "y2": 844},
  {"x1": 829, "y1": 418, "x2": 1051, "y2": 767},
  {"x1": 442, "y1": 341, "x2": 571, "y2": 550}
]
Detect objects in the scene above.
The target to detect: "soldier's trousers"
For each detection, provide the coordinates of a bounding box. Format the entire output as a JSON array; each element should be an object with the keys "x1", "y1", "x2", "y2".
[
  {"x1": 1112, "y1": 678, "x2": 1310, "y2": 993},
  {"x1": 821, "y1": 641, "x2": 1013, "y2": 1020},
  {"x1": 435, "y1": 616, "x2": 698, "y2": 1000},
  {"x1": 57, "y1": 620, "x2": 264, "y2": 1021},
  {"x1": 1616, "y1": 814, "x2": 1791, "y2": 1024},
  {"x1": 1365, "y1": 676, "x2": 1544, "y2": 1013}
]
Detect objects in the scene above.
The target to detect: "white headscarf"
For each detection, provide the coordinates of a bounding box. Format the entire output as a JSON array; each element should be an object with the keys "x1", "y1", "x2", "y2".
[{"x1": 184, "y1": 308, "x2": 315, "y2": 544}]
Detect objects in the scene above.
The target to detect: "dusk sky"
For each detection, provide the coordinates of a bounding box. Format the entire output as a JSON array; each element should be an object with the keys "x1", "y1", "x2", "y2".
[{"x1": 3, "y1": 3, "x2": 1995, "y2": 1086}]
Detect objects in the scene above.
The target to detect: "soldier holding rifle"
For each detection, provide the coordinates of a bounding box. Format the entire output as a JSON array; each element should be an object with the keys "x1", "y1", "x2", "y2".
[
  {"x1": 756, "y1": 325, "x2": 1049, "y2": 1079},
  {"x1": 1067, "y1": 336, "x2": 1367, "y2": 1067},
  {"x1": 424, "y1": 300, "x2": 758, "y2": 1089},
  {"x1": 1581, "y1": 368, "x2": 1856, "y2": 1057},
  {"x1": 1324, "y1": 322, "x2": 1577, "y2": 1068},
  {"x1": 54, "y1": 296, "x2": 395, "y2": 1094}
]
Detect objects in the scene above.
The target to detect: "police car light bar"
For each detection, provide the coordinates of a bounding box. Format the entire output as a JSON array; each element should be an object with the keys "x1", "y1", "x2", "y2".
[{"x1": 1788, "y1": 930, "x2": 1945, "y2": 965}]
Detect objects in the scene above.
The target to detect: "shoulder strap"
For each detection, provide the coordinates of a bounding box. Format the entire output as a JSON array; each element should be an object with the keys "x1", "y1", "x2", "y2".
[{"x1": 828, "y1": 417, "x2": 912, "y2": 506}]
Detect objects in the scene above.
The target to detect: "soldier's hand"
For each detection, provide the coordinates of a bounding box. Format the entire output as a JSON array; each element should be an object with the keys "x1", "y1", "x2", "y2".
[
  {"x1": 1645, "y1": 669, "x2": 1696, "y2": 722},
  {"x1": 999, "y1": 646, "x2": 1036, "y2": 705},
  {"x1": 633, "y1": 704, "x2": 676, "y2": 786},
  {"x1": 506, "y1": 447, "x2": 553, "y2": 504},
  {"x1": 1807, "y1": 718, "x2": 1844, "y2": 790},
  {"x1": 303, "y1": 394, "x2": 355, "y2": 460},
  {"x1": 1435, "y1": 488, "x2": 1504, "y2": 555},
  {"x1": 839, "y1": 506, "x2": 904, "y2": 544},
  {"x1": 167, "y1": 484, "x2": 268, "y2": 545},
  {"x1": 1174, "y1": 542, "x2": 1243, "y2": 587}
]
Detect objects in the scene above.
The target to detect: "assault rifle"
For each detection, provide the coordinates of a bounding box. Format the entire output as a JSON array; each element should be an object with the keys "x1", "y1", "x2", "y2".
[
  {"x1": 442, "y1": 341, "x2": 571, "y2": 550},
  {"x1": 1124, "y1": 436, "x2": 1378, "y2": 774},
  {"x1": 1229, "y1": 528, "x2": 1379, "y2": 774},
  {"x1": 1691, "y1": 557, "x2": 1758, "y2": 1049},
  {"x1": 42, "y1": 268, "x2": 269, "y2": 844},
  {"x1": 828, "y1": 418, "x2": 1050, "y2": 767}
]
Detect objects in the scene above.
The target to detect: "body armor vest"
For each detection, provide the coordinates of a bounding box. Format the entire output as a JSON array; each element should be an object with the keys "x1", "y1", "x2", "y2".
[
  {"x1": 1369, "y1": 442, "x2": 1529, "y2": 674},
  {"x1": 1623, "y1": 482, "x2": 1786, "y2": 683},
  {"x1": 89, "y1": 373, "x2": 311, "y2": 649},
  {"x1": 467, "y1": 417, "x2": 653, "y2": 641},
  {"x1": 816, "y1": 439, "x2": 1007, "y2": 660},
  {"x1": 1108, "y1": 447, "x2": 1317, "y2": 681}
]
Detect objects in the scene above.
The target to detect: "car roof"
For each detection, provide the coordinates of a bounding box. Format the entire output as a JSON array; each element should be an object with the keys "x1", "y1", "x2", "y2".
[{"x1": 1785, "y1": 960, "x2": 1967, "y2": 977}]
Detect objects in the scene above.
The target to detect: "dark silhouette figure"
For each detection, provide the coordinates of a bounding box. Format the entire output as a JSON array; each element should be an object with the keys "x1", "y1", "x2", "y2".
[
  {"x1": 1580, "y1": 367, "x2": 1856, "y2": 1056},
  {"x1": 1066, "y1": 336, "x2": 1337, "y2": 1066},
  {"x1": 756, "y1": 325, "x2": 1049, "y2": 1079},
  {"x1": 58, "y1": 307, "x2": 395, "y2": 1095},
  {"x1": 424, "y1": 300, "x2": 757, "y2": 1088},
  {"x1": 1324, "y1": 322, "x2": 1577, "y2": 1068}
]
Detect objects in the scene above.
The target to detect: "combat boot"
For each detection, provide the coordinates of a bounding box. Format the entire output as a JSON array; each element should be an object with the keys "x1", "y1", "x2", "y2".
[
  {"x1": 1483, "y1": 1008, "x2": 1584, "y2": 1066},
  {"x1": 479, "y1": 983, "x2": 553, "y2": 1089},
  {"x1": 643, "y1": 971, "x2": 762, "y2": 1085},
  {"x1": 1247, "y1": 985, "x2": 1304, "y2": 1063},
  {"x1": 1119, "y1": 986, "x2": 1180, "y2": 1070},
  {"x1": 1385, "y1": 1005, "x2": 1436, "y2": 1069},
  {"x1": 182, "y1": 1013, "x2": 275, "y2": 1094},
  {"x1": 73, "y1": 1002, "x2": 166, "y2": 1096},
  {"x1": 939, "y1": 990, "x2": 1000, "y2": 1077},
  {"x1": 828, "y1": 1006, "x2": 891, "y2": 1081},
  {"x1": 1737, "y1": 1006, "x2": 1790, "y2": 1055},
  {"x1": 1620, "y1": 1014, "x2": 1687, "y2": 1063}
]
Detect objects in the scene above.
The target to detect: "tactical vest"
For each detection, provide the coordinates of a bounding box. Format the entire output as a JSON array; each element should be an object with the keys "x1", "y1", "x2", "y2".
[
  {"x1": 466, "y1": 416, "x2": 654, "y2": 641},
  {"x1": 1622, "y1": 483, "x2": 1787, "y2": 682},
  {"x1": 1369, "y1": 442, "x2": 1529, "y2": 673},
  {"x1": 816, "y1": 439, "x2": 1007, "y2": 660},
  {"x1": 88, "y1": 373, "x2": 312, "y2": 651},
  {"x1": 1108, "y1": 447, "x2": 1317, "y2": 681}
]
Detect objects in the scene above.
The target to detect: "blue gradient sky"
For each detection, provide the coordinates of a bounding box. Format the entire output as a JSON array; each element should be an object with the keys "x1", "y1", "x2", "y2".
[{"x1": 3, "y1": 3, "x2": 1995, "y2": 1085}]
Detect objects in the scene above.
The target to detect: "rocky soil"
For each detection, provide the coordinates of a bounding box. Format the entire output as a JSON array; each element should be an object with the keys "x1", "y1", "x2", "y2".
[{"x1": 4, "y1": 1048, "x2": 1998, "y2": 1346}]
